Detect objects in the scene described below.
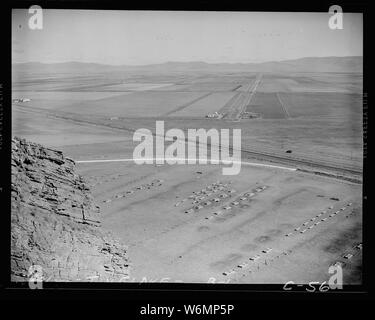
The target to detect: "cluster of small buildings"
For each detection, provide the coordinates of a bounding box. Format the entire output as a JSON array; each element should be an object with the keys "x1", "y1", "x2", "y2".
[
  {"x1": 205, "y1": 111, "x2": 223, "y2": 119},
  {"x1": 331, "y1": 242, "x2": 361, "y2": 269},
  {"x1": 180, "y1": 183, "x2": 269, "y2": 215},
  {"x1": 205, "y1": 186, "x2": 268, "y2": 219},
  {"x1": 182, "y1": 181, "x2": 233, "y2": 213},
  {"x1": 285, "y1": 202, "x2": 353, "y2": 237},
  {"x1": 103, "y1": 179, "x2": 164, "y2": 203},
  {"x1": 12, "y1": 98, "x2": 31, "y2": 103},
  {"x1": 240, "y1": 111, "x2": 260, "y2": 119},
  {"x1": 222, "y1": 247, "x2": 273, "y2": 277}
]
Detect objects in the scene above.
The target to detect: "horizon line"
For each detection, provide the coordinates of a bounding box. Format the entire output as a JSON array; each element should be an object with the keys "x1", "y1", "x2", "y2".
[{"x1": 12, "y1": 55, "x2": 363, "y2": 68}]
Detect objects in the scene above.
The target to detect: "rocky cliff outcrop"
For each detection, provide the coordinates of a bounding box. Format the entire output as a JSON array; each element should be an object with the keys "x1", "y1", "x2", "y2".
[{"x1": 11, "y1": 137, "x2": 130, "y2": 282}]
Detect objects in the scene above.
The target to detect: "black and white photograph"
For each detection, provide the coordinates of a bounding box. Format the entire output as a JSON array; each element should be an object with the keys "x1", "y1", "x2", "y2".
[{"x1": 8, "y1": 5, "x2": 366, "y2": 294}]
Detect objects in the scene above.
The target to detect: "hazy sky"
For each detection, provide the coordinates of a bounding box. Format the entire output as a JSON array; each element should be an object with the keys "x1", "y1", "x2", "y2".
[{"x1": 12, "y1": 10, "x2": 363, "y2": 65}]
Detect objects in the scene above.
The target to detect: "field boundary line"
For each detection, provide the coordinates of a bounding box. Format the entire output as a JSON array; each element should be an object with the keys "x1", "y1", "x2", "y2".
[
  {"x1": 276, "y1": 92, "x2": 291, "y2": 119},
  {"x1": 161, "y1": 92, "x2": 213, "y2": 116}
]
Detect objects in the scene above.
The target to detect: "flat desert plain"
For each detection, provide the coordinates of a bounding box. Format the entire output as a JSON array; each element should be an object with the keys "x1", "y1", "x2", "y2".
[{"x1": 12, "y1": 63, "x2": 363, "y2": 284}]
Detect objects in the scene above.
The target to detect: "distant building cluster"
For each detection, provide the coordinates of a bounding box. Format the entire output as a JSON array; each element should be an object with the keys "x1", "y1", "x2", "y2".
[
  {"x1": 205, "y1": 111, "x2": 223, "y2": 119},
  {"x1": 241, "y1": 111, "x2": 260, "y2": 119},
  {"x1": 13, "y1": 98, "x2": 31, "y2": 103}
]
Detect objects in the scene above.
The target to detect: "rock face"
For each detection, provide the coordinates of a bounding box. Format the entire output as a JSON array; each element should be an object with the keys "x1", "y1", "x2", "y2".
[{"x1": 11, "y1": 137, "x2": 130, "y2": 282}]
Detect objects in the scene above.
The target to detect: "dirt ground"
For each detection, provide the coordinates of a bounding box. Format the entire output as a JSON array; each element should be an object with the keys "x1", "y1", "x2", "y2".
[{"x1": 72, "y1": 156, "x2": 362, "y2": 284}]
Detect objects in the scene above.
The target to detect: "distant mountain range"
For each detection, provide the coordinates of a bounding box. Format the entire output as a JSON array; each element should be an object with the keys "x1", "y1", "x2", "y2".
[{"x1": 12, "y1": 56, "x2": 363, "y2": 74}]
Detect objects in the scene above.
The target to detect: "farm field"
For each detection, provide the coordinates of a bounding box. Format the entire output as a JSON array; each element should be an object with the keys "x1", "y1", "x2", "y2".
[
  {"x1": 12, "y1": 106, "x2": 134, "y2": 147},
  {"x1": 12, "y1": 104, "x2": 363, "y2": 172},
  {"x1": 12, "y1": 71, "x2": 363, "y2": 121},
  {"x1": 12, "y1": 90, "x2": 129, "y2": 101},
  {"x1": 257, "y1": 73, "x2": 363, "y2": 93},
  {"x1": 12, "y1": 75, "x2": 122, "y2": 92},
  {"x1": 171, "y1": 92, "x2": 236, "y2": 117},
  {"x1": 95, "y1": 82, "x2": 174, "y2": 91},
  {"x1": 277, "y1": 92, "x2": 363, "y2": 119},
  {"x1": 14, "y1": 91, "x2": 208, "y2": 117},
  {"x1": 246, "y1": 92, "x2": 286, "y2": 119}
]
